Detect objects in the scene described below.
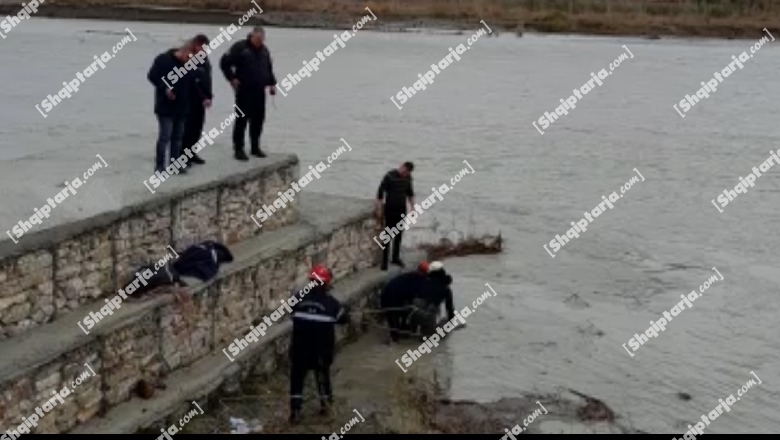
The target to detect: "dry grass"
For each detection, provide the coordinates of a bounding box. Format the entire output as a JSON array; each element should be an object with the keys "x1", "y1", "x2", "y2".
[{"x1": 39, "y1": 0, "x2": 780, "y2": 38}]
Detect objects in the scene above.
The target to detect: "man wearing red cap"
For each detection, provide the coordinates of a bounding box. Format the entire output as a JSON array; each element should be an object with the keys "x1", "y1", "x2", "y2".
[
  {"x1": 288, "y1": 264, "x2": 350, "y2": 424},
  {"x1": 408, "y1": 260, "x2": 457, "y2": 337}
]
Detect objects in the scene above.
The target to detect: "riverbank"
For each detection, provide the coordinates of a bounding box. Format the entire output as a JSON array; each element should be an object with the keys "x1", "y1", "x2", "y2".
[
  {"x1": 175, "y1": 327, "x2": 644, "y2": 434},
  {"x1": 6, "y1": 0, "x2": 779, "y2": 40}
]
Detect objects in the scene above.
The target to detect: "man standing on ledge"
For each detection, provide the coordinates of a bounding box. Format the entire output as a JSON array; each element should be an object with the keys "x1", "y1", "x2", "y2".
[
  {"x1": 182, "y1": 34, "x2": 213, "y2": 166},
  {"x1": 376, "y1": 162, "x2": 415, "y2": 270},
  {"x1": 147, "y1": 43, "x2": 195, "y2": 173},
  {"x1": 220, "y1": 26, "x2": 277, "y2": 161}
]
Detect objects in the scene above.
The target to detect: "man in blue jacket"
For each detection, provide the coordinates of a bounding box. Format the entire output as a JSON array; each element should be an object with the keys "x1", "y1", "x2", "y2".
[
  {"x1": 220, "y1": 27, "x2": 277, "y2": 161},
  {"x1": 289, "y1": 265, "x2": 350, "y2": 424},
  {"x1": 147, "y1": 44, "x2": 195, "y2": 173}
]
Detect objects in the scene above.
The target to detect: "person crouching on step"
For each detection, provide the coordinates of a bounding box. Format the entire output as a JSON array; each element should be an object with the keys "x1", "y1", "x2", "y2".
[
  {"x1": 380, "y1": 260, "x2": 430, "y2": 343},
  {"x1": 409, "y1": 261, "x2": 457, "y2": 338},
  {"x1": 289, "y1": 264, "x2": 350, "y2": 424}
]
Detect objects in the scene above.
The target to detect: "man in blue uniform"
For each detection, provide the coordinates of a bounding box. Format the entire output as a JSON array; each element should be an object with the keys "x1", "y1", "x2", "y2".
[{"x1": 288, "y1": 264, "x2": 350, "y2": 424}]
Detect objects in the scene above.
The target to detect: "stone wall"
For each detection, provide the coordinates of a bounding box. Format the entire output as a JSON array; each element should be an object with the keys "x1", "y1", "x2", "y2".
[
  {"x1": 146, "y1": 274, "x2": 383, "y2": 437},
  {"x1": 0, "y1": 347, "x2": 102, "y2": 434},
  {"x1": 0, "y1": 158, "x2": 299, "y2": 340},
  {"x1": 0, "y1": 216, "x2": 377, "y2": 434}
]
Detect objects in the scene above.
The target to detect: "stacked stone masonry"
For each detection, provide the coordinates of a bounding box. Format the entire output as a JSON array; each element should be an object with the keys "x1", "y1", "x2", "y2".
[
  {"x1": 0, "y1": 158, "x2": 380, "y2": 434},
  {"x1": 0, "y1": 163, "x2": 298, "y2": 340}
]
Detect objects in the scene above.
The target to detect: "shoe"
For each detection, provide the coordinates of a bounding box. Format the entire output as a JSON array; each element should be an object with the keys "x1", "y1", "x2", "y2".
[
  {"x1": 191, "y1": 154, "x2": 205, "y2": 165},
  {"x1": 391, "y1": 260, "x2": 405, "y2": 269},
  {"x1": 250, "y1": 149, "x2": 267, "y2": 158},
  {"x1": 319, "y1": 399, "x2": 333, "y2": 416},
  {"x1": 234, "y1": 150, "x2": 249, "y2": 161},
  {"x1": 288, "y1": 409, "x2": 303, "y2": 425}
]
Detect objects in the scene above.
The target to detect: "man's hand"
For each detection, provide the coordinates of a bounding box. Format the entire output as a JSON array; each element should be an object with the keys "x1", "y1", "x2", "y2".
[
  {"x1": 230, "y1": 79, "x2": 240, "y2": 91},
  {"x1": 268, "y1": 86, "x2": 276, "y2": 96},
  {"x1": 203, "y1": 99, "x2": 212, "y2": 109},
  {"x1": 165, "y1": 89, "x2": 176, "y2": 100}
]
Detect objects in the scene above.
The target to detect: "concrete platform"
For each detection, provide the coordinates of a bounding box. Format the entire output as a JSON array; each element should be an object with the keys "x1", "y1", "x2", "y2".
[
  {"x1": 71, "y1": 265, "x2": 398, "y2": 434},
  {"x1": 0, "y1": 153, "x2": 298, "y2": 260}
]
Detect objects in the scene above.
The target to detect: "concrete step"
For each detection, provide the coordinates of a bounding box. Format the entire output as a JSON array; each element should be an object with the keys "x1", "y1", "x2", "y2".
[
  {"x1": 70, "y1": 266, "x2": 399, "y2": 434},
  {"x1": 0, "y1": 193, "x2": 379, "y2": 433},
  {"x1": 0, "y1": 153, "x2": 300, "y2": 342}
]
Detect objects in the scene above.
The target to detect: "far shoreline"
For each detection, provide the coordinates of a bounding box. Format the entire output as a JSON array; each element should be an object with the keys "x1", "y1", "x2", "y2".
[{"x1": 1, "y1": 2, "x2": 777, "y2": 41}]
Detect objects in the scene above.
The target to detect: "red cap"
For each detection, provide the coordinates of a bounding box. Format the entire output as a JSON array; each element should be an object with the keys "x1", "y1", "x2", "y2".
[
  {"x1": 418, "y1": 261, "x2": 430, "y2": 273},
  {"x1": 310, "y1": 264, "x2": 333, "y2": 284}
]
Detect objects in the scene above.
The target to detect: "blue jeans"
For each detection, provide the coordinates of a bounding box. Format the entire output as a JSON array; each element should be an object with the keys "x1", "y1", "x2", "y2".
[{"x1": 155, "y1": 115, "x2": 187, "y2": 172}]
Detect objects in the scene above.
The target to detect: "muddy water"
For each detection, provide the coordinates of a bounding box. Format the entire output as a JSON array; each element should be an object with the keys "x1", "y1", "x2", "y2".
[{"x1": 1, "y1": 17, "x2": 778, "y2": 433}]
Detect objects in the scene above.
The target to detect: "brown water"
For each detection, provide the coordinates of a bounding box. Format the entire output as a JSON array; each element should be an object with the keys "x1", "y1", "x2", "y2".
[{"x1": 0, "y1": 17, "x2": 778, "y2": 433}]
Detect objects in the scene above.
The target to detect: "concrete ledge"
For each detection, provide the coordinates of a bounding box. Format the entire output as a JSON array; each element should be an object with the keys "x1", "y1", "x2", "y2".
[
  {"x1": 0, "y1": 154, "x2": 301, "y2": 342},
  {"x1": 0, "y1": 154, "x2": 298, "y2": 260},
  {"x1": 71, "y1": 266, "x2": 399, "y2": 434},
  {"x1": 0, "y1": 193, "x2": 372, "y2": 386}
]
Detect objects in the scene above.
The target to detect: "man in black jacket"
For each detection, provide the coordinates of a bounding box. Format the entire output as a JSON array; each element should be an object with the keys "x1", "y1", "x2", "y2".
[
  {"x1": 289, "y1": 265, "x2": 350, "y2": 424},
  {"x1": 182, "y1": 34, "x2": 213, "y2": 165},
  {"x1": 409, "y1": 261, "x2": 456, "y2": 337},
  {"x1": 380, "y1": 261, "x2": 430, "y2": 342},
  {"x1": 220, "y1": 26, "x2": 277, "y2": 161},
  {"x1": 376, "y1": 162, "x2": 415, "y2": 270},
  {"x1": 147, "y1": 44, "x2": 195, "y2": 173}
]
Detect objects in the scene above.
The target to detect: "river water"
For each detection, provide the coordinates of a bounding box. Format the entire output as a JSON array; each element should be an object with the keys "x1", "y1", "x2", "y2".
[{"x1": 0, "y1": 17, "x2": 778, "y2": 434}]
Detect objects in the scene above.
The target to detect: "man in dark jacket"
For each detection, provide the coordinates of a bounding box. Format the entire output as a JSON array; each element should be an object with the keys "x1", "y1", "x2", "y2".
[
  {"x1": 380, "y1": 261, "x2": 430, "y2": 342},
  {"x1": 147, "y1": 44, "x2": 195, "y2": 173},
  {"x1": 376, "y1": 162, "x2": 415, "y2": 270},
  {"x1": 289, "y1": 265, "x2": 350, "y2": 424},
  {"x1": 409, "y1": 261, "x2": 456, "y2": 337},
  {"x1": 182, "y1": 34, "x2": 213, "y2": 165},
  {"x1": 220, "y1": 26, "x2": 277, "y2": 161}
]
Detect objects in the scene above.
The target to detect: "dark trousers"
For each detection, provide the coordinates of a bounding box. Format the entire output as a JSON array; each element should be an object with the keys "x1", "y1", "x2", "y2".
[
  {"x1": 386, "y1": 308, "x2": 404, "y2": 342},
  {"x1": 182, "y1": 102, "x2": 205, "y2": 156},
  {"x1": 155, "y1": 114, "x2": 186, "y2": 172},
  {"x1": 381, "y1": 208, "x2": 405, "y2": 269},
  {"x1": 409, "y1": 298, "x2": 438, "y2": 337},
  {"x1": 233, "y1": 91, "x2": 266, "y2": 153},
  {"x1": 290, "y1": 355, "x2": 332, "y2": 412}
]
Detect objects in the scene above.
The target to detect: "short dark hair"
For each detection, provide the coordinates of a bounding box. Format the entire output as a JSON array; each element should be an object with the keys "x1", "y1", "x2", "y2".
[
  {"x1": 403, "y1": 161, "x2": 414, "y2": 172},
  {"x1": 193, "y1": 34, "x2": 209, "y2": 45}
]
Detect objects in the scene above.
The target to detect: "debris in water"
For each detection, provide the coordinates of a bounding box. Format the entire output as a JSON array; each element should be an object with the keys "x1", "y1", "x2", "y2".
[
  {"x1": 564, "y1": 293, "x2": 590, "y2": 309},
  {"x1": 677, "y1": 392, "x2": 692, "y2": 401},
  {"x1": 417, "y1": 233, "x2": 502, "y2": 260}
]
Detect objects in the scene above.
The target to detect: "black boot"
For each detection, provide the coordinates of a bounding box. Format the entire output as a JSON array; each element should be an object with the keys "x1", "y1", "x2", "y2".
[
  {"x1": 172, "y1": 162, "x2": 188, "y2": 174},
  {"x1": 250, "y1": 148, "x2": 267, "y2": 158},
  {"x1": 319, "y1": 398, "x2": 333, "y2": 416},
  {"x1": 288, "y1": 408, "x2": 303, "y2": 425},
  {"x1": 191, "y1": 153, "x2": 205, "y2": 165},
  {"x1": 234, "y1": 149, "x2": 249, "y2": 161}
]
